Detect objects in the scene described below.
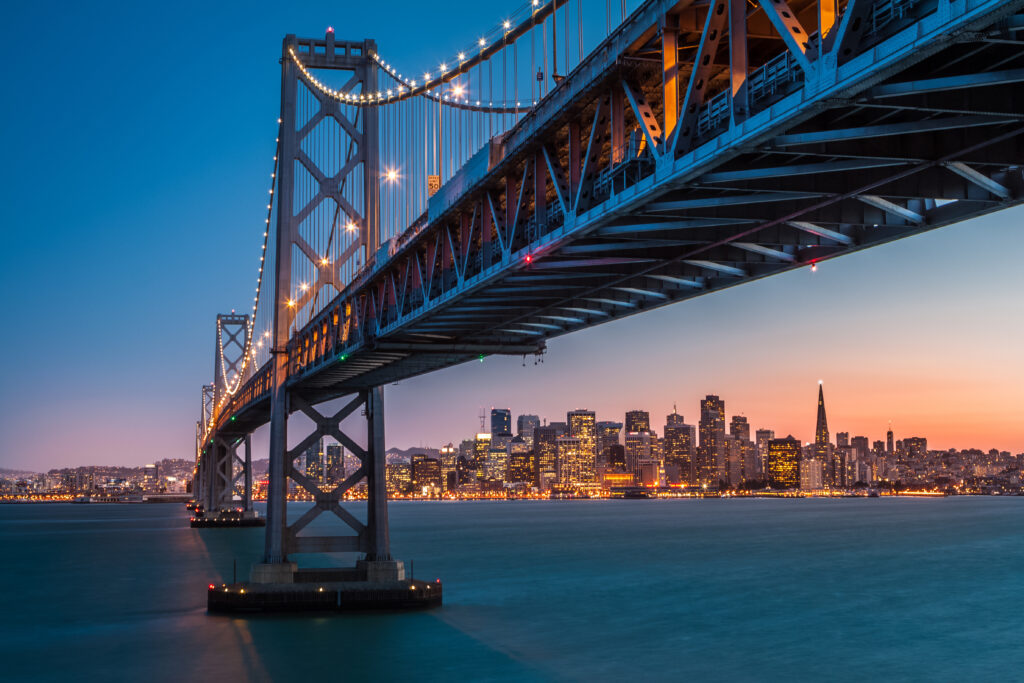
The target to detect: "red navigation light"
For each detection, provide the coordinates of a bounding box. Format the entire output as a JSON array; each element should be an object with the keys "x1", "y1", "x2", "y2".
[
  {"x1": 525, "y1": 254, "x2": 533, "y2": 264},
  {"x1": 435, "y1": 578, "x2": 441, "y2": 583},
  {"x1": 326, "y1": 26, "x2": 334, "y2": 33},
  {"x1": 208, "y1": 584, "x2": 215, "y2": 590}
]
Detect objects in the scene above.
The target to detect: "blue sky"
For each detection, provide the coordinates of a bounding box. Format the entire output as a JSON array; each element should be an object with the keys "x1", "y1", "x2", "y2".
[{"x1": 1, "y1": 0, "x2": 1021, "y2": 470}]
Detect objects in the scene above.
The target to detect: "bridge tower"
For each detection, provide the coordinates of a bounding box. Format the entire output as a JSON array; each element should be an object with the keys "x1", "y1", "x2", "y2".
[
  {"x1": 254, "y1": 32, "x2": 402, "y2": 583},
  {"x1": 192, "y1": 315, "x2": 262, "y2": 527}
]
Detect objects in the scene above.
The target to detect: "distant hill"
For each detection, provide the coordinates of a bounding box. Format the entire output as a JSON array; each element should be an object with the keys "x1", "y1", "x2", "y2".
[{"x1": 0, "y1": 467, "x2": 37, "y2": 477}]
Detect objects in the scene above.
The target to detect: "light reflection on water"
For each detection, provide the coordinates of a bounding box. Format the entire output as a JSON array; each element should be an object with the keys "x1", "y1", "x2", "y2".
[{"x1": 1, "y1": 498, "x2": 1021, "y2": 681}]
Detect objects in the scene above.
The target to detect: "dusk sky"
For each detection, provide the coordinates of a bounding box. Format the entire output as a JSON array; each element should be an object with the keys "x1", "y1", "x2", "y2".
[{"x1": 2, "y1": 0, "x2": 1022, "y2": 472}]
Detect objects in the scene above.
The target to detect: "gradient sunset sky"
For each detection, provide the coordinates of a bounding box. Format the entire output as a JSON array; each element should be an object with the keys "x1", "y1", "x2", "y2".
[{"x1": 2, "y1": 0, "x2": 1022, "y2": 471}]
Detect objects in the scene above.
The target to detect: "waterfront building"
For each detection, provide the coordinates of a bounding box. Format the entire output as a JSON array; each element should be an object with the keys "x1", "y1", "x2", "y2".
[
  {"x1": 491, "y1": 408, "x2": 512, "y2": 437},
  {"x1": 625, "y1": 410, "x2": 651, "y2": 434},
  {"x1": 411, "y1": 455, "x2": 442, "y2": 494},
  {"x1": 800, "y1": 458, "x2": 824, "y2": 491},
  {"x1": 698, "y1": 395, "x2": 726, "y2": 485},
  {"x1": 768, "y1": 436, "x2": 801, "y2": 489},
  {"x1": 385, "y1": 463, "x2": 411, "y2": 495}
]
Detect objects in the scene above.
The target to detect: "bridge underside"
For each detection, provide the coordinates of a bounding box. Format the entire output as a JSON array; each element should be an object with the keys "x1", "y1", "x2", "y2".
[{"x1": 215, "y1": 0, "x2": 1024, "y2": 438}]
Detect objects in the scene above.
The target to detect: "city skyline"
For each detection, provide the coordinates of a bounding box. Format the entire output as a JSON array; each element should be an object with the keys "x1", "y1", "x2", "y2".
[{"x1": 2, "y1": 0, "x2": 1023, "y2": 472}]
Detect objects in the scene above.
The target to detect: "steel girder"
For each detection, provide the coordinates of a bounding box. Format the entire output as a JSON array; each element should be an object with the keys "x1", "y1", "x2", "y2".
[{"x1": 210, "y1": 0, "x2": 1024, "y2": 437}]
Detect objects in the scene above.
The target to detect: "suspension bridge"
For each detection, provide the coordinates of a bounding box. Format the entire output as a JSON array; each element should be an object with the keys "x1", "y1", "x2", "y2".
[{"x1": 193, "y1": 0, "x2": 1024, "y2": 611}]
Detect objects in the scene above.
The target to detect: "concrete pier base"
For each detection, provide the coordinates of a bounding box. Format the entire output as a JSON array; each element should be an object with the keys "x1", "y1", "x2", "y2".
[
  {"x1": 208, "y1": 563, "x2": 440, "y2": 613},
  {"x1": 190, "y1": 509, "x2": 266, "y2": 528}
]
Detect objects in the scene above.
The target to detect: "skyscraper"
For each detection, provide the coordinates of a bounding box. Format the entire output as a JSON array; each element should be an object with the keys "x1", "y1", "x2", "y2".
[
  {"x1": 813, "y1": 383, "x2": 834, "y2": 485},
  {"x1": 304, "y1": 438, "x2": 324, "y2": 485},
  {"x1": 755, "y1": 429, "x2": 775, "y2": 478},
  {"x1": 698, "y1": 395, "x2": 726, "y2": 485},
  {"x1": 596, "y1": 421, "x2": 623, "y2": 466},
  {"x1": 567, "y1": 410, "x2": 597, "y2": 483},
  {"x1": 556, "y1": 436, "x2": 584, "y2": 486},
  {"x1": 663, "y1": 409, "x2": 695, "y2": 484},
  {"x1": 491, "y1": 408, "x2": 512, "y2": 437},
  {"x1": 730, "y1": 415, "x2": 750, "y2": 442},
  {"x1": 887, "y1": 424, "x2": 895, "y2": 454},
  {"x1": 624, "y1": 431, "x2": 654, "y2": 480},
  {"x1": 625, "y1": 410, "x2": 650, "y2": 434},
  {"x1": 517, "y1": 414, "x2": 540, "y2": 447},
  {"x1": 534, "y1": 425, "x2": 561, "y2": 488},
  {"x1": 768, "y1": 436, "x2": 801, "y2": 489},
  {"x1": 324, "y1": 443, "x2": 344, "y2": 486}
]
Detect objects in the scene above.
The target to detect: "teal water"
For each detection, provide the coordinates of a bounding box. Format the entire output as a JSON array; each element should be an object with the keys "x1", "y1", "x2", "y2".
[{"x1": 1, "y1": 498, "x2": 1022, "y2": 681}]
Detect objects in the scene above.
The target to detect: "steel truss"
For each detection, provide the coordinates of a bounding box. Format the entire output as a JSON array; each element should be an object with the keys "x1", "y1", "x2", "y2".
[{"x1": 205, "y1": 0, "x2": 1024, "y2": 529}]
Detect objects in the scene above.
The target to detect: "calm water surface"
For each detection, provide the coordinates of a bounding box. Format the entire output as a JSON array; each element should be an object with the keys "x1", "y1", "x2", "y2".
[{"x1": 1, "y1": 498, "x2": 1022, "y2": 681}]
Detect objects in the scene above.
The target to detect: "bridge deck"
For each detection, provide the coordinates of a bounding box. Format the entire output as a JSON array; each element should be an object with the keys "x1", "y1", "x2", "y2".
[{"x1": 216, "y1": 0, "x2": 1024, "y2": 438}]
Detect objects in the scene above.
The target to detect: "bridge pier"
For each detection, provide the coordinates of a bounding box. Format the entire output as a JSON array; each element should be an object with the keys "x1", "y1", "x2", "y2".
[
  {"x1": 191, "y1": 434, "x2": 263, "y2": 528},
  {"x1": 215, "y1": 384, "x2": 436, "y2": 613}
]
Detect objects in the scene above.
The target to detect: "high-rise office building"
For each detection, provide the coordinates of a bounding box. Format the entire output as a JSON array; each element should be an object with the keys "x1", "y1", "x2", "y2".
[
  {"x1": 474, "y1": 433, "x2": 491, "y2": 470},
  {"x1": 887, "y1": 424, "x2": 895, "y2": 454},
  {"x1": 517, "y1": 414, "x2": 540, "y2": 447},
  {"x1": 439, "y1": 443, "x2": 458, "y2": 491},
  {"x1": 836, "y1": 432, "x2": 850, "y2": 448},
  {"x1": 768, "y1": 436, "x2": 801, "y2": 489},
  {"x1": 385, "y1": 463, "x2": 412, "y2": 495},
  {"x1": 304, "y1": 438, "x2": 324, "y2": 484},
  {"x1": 534, "y1": 426, "x2": 561, "y2": 487},
  {"x1": 596, "y1": 421, "x2": 623, "y2": 466},
  {"x1": 556, "y1": 436, "x2": 584, "y2": 486},
  {"x1": 755, "y1": 429, "x2": 775, "y2": 478},
  {"x1": 548, "y1": 421, "x2": 568, "y2": 434},
  {"x1": 506, "y1": 436, "x2": 533, "y2": 484},
  {"x1": 851, "y1": 436, "x2": 870, "y2": 461},
  {"x1": 491, "y1": 408, "x2": 512, "y2": 437},
  {"x1": 663, "y1": 410, "x2": 696, "y2": 484},
  {"x1": 625, "y1": 410, "x2": 651, "y2": 434},
  {"x1": 814, "y1": 383, "x2": 835, "y2": 485},
  {"x1": 698, "y1": 395, "x2": 726, "y2": 485},
  {"x1": 568, "y1": 410, "x2": 597, "y2": 479},
  {"x1": 725, "y1": 436, "x2": 744, "y2": 487},
  {"x1": 624, "y1": 432, "x2": 654, "y2": 479},
  {"x1": 411, "y1": 455, "x2": 442, "y2": 493},
  {"x1": 324, "y1": 443, "x2": 344, "y2": 486},
  {"x1": 730, "y1": 415, "x2": 750, "y2": 443}
]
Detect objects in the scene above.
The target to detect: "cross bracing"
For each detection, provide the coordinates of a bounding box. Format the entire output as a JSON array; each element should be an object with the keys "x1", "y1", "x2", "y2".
[{"x1": 195, "y1": 0, "x2": 1024, "y2": 561}]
